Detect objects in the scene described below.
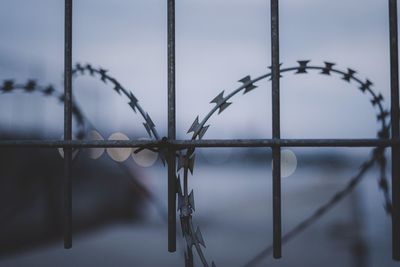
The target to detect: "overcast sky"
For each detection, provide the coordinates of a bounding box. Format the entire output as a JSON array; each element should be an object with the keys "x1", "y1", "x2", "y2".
[{"x1": 0, "y1": 0, "x2": 397, "y2": 140}]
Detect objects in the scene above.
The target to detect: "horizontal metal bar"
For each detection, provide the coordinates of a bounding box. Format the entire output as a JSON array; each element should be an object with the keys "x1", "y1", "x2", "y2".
[
  {"x1": 0, "y1": 140, "x2": 163, "y2": 148},
  {"x1": 0, "y1": 139, "x2": 397, "y2": 148}
]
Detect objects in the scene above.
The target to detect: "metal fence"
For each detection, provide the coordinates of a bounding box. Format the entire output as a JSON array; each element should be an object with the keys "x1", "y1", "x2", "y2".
[{"x1": 0, "y1": 0, "x2": 399, "y2": 265}]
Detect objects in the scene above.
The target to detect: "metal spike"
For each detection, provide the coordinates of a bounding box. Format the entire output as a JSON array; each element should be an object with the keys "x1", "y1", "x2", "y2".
[
  {"x1": 210, "y1": 91, "x2": 225, "y2": 106},
  {"x1": 85, "y1": 64, "x2": 95, "y2": 76},
  {"x1": 145, "y1": 113, "x2": 155, "y2": 128},
  {"x1": 188, "y1": 116, "x2": 201, "y2": 133},
  {"x1": 218, "y1": 102, "x2": 232, "y2": 114},
  {"x1": 238, "y1": 75, "x2": 251, "y2": 84},
  {"x1": 377, "y1": 110, "x2": 389, "y2": 121},
  {"x1": 99, "y1": 68, "x2": 108, "y2": 83},
  {"x1": 42, "y1": 85, "x2": 55, "y2": 95},
  {"x1": 112, "y1": 81, "x2": 122, "y2": 95},
  {"x1": 143, "y1": 122, "x2": 152, "y2": 137},
  {"x1": 198, "y1": 125, "x2": 209, "y2": 139},
  {"x1": 359, "y1": 79, "x2": 373, "y2": 93},
  {"x1": 239, "y1": 76, "x2": 258, "y2": 94},
  {"x1": 2, "y1": 80, "x2": 14, "y2": 92},
  {"x1": 371, "y1": 94, "x2": 383, "y2": 106},
  {"x1": 24, "y1": 80, "x2": 36, "y2": 92},
  {"x1": 296, "y1": 60, "x2": 310, "y2": 74},
  {"x1": 211, "y1": 91, "x2": 233, "y2": 114},
  {"x1": 189, "y1": 190, "x2": 195, "y2": 211},
  {"x1": 195, "y1": 226, "x2": 206, "y2": 247},
  {"x1": 75, "y1": 63, "x2": 85, "y2": 74},
  {"x1": 342, "y1": 68, "x2": 356, "y2": 82},
  {"x1": 177, "y1": 154, "x2": 195, "y2": 173},
  {"x1": 143, "y1": 113, "x2": 155, "y2": 137},
  {"x1": 320, "y1": 62, "x2": 335, "y2": 75},
  {"x1": 128, "y1": 92, "x2": 138, "y2": 113},
  {"x1": 243, "y1": 84, "x2": 257, "y2": 94}
]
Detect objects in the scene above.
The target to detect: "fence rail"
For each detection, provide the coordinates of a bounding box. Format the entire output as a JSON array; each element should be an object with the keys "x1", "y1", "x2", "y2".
[{"x1": 0, "y1": 139, "x2": 398, "y2": 148}]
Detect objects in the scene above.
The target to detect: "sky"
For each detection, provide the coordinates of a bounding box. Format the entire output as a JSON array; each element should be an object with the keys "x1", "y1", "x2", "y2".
[{"x1": 0, "y1": 0, "x2": 396, "y2": 141}]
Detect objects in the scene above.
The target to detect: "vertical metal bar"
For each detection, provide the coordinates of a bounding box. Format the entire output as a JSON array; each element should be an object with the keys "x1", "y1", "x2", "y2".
[
  {"x1": 271, "y1": 0, "x2": 282, "y2": 259},
  {"x1": 167, "y1": 0, "x2": 177, "y2": 253},
  {"x1": 63, "y1": 0, "x2": 73, "y2": 249},
  {"x1": 389, "y1": 0, "x2": 400, "y2": 260}
]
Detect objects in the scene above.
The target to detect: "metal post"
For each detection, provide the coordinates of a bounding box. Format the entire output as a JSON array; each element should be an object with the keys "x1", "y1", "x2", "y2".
[
  {"x1": 389, "y1": 0, "x2": 400, "y2": 260},
  {"x1": 167, "y1": 0, "x2": 177, "y2": 253},
  {"x1": 63, "y1": 0, "x2": 73, "y2": 249},
  {"x1": 271, "y1": 0, "x2": 282, "y2": 259}
]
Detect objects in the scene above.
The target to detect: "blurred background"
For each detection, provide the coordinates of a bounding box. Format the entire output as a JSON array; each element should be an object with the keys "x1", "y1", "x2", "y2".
[{"x1": 0, "y1": 0, "x2": 398, "y2": 266}]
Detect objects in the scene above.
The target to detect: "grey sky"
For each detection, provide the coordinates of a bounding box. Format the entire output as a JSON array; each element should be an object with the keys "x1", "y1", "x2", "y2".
[{"x1": 0, "y1": 0, "x2": 396, "y2": 140}]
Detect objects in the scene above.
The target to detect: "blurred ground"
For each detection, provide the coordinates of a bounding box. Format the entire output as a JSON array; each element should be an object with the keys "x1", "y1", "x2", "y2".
[{"x1": 0, "y1": 157, "x2": 395, "y2": 267}]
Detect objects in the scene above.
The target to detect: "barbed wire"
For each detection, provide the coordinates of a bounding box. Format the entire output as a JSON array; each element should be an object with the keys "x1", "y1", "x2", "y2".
[
  {"x1": 0, "y1": 79, "x2": 86, "y2": 140},
  {"x1": 0, "y1": 73, "x2": 175, "y2": 246},
  {"x1": 178, "y1": 60, "x2": 391, "y2": 267},
  {"x1": 1, "y1": 60, "x2": 393, "y2": 267},
  {"x1": 72, "y1": 64, "x2": 161, "y2": 140}
]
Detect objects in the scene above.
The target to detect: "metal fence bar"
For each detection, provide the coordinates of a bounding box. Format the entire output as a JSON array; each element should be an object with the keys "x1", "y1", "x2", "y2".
[
  {"x1": 389, "y1": 0, "x2": 400, "y2": 260},
  {"x1": 167, "y1": 0, "x2": 177, "y2": 253},
  {"x1": 271, "y1": 0, "x2": 282, "y2": 259},
  {"x1": 0, "y1": 139, "x2": 398, "y2": 148},
  {"x1": 63, "y1": 0, "x2": 73, "y2": 249}
]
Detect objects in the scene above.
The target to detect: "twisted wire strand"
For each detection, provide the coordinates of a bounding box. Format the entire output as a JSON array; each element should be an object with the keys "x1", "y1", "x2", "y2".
[
  {"x1": 178, "y1": 61, "x2": 391, "y2": 267},
  {"x1": 0, "y1": 79, "x2": 86, "y2": 139},
  {"x1": 72, "y1": 64, "x2": 161, "y2": 140}
]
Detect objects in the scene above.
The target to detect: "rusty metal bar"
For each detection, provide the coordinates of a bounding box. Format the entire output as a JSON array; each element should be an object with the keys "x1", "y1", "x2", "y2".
[
  {"x1": 389, "y1": 0, "x2": 400, "y2": 260},
  {"x1": 271, "y1": 0, "x2": 281, "y2": 259},
  {"x1": 0, "y1": 139, "x2": 397, "y2": 148},
  {"x1": 63, "y1": 0, "x2": 73, "y2": 249},
  {"x1": 167, "y1": 0, "x2": 177, "y2": 253}
]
